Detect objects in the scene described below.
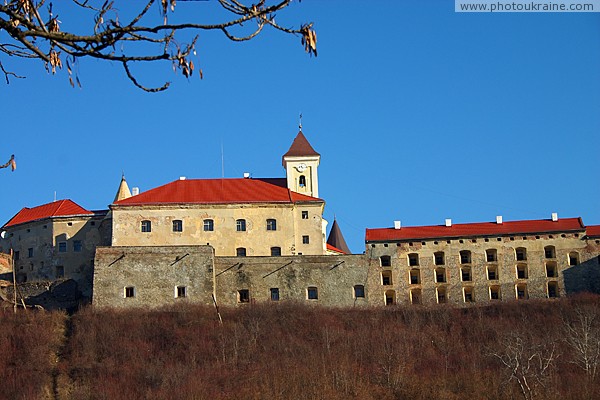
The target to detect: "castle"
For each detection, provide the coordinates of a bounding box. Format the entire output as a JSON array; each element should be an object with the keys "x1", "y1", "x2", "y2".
[{"x1": 1, "y1": 130, "x2": 599, "y2": 308}]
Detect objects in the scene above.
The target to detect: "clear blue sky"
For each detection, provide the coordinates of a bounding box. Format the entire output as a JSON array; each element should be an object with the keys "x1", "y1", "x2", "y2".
[{"x1": 2, "y1": 0, "x2": 599, "y2": 253}]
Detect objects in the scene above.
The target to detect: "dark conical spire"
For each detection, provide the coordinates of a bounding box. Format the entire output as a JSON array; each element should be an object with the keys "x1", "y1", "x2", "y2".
[
  {"x1": 327, "y1": 218, "x2": 351, "y2": 254},
  {"x1": 282, "y1": 131, "x2": 320, "y2": 163}
]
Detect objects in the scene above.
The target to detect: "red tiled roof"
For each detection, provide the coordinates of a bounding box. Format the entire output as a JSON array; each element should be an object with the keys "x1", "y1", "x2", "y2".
[
  {"x1": 366, "y1": 217, "x2": 585, "y2": 242},
  {"x1": 326, "y1": 243, "x2": 346, "y2": 254},
  {"x1": 3, "y1": 199, "x2": 93, "y2": 228},
  {"x1": 113, "y1": 178, "x2": 323, "y2": 206},
  {"x1": 587, "y1": 225, "x2": 600, "y2": 238},
  {"x1": 283, "y1": 131, "x2": 320, "y2": 159}
]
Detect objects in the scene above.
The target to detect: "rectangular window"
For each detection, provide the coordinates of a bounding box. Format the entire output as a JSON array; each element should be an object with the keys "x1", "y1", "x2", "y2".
[
  {"x1": 460, "y1": 250, "x2": 471, "y2": 264},
  {"x1": 73, "y1": 240, "x2": 82, "y2": 252},
  {"x1": 14, "y1": 251, "x2": 19, "y2": 261},
  {"x1": 302, "y1": 235, "x2": 310, "y2": 244},
  {"x1": 307, "y1": 286, "x2": 318, "y2": 300},
  {"x1": 124, "y1": 286, "x2": 135, "y2": 298},
  {"x1": 381, "y1": 271, "x2": 392, "y2": 286},
  {"x1": 380, "y1": 256, "x2": 391, "y2": 267},
  {"x1": 141, "y1": 220, "x2": 151, "y2": 233},
  {"x1": 408, "y1": 253, "x2": 419, "y2": 266},
  {"x1": 302, "y1": 211, "x2": 309, "y2": 219},
  {"x1": 236, "y1": 219, "x2": 246, "y2": 232},
  {"x1": 270, "y1": 288, "x2": 280, "y2": 301},
  {"x1": 354, "y1": 285, "x2": 365, "y2": 298},
  {"x1": 236, "y1": 247, "x2": 247, "y2": 257},
  {"x1": 203, "y1": 219, "x2": 214, "y2": 232},
  {"x1": 55, "y1": 266, "x2": 64, "y2": 278},
  {"x1": 173, "y1": 220, "x2": 183, "y2": 232},
  {"x1": 434, "y1": 252, "x2": 445, "y2": 265},
  {"x1": 28, "y1": 248, "x2": 33, "y2": 258},
  {"x1": 486, "y1": 249, "x2": 497, "y2": 262},
  {"x1": 176, "y1": 286, "x2": 186, "y2": 298},
  {"x1": 267, "y1": 219, "x2": 277, "y2": 231},
  {"x1": 270, "y1": 247, "x2": 281, "y2": 256},
  {"x1": 238, "y1": 289, "x2": 250, "y2": 303},
  {"x1": 58, "y1": 242, "x2": 67, "y2": 253}
]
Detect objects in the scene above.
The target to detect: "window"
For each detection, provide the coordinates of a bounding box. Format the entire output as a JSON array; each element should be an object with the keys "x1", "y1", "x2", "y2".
[
  {"x1": 516, "y1": 247, "x2": 527, "y2": 261},
  {"x1": 546, "y1": 262, "x2": 558, "y2": 278},
  {"x1": 270, "y1": 288, "x2": 280, "y2": 301},
  {"x1": 410, "y1": 289, "x2": 421, "y2": 305},
  {"x1": 238, "y1": 289, "x2": 250, "y2": 303},
  {"x1": 380, "y1": 255, "x2": 391, "y2": 267},
  {"x1": 548, "y1": 282, "x2": 559, "y2": 298},
  {"x1": 569, "y1": 252, "x2": 579, "y2": 266},
  {"x1": 301, "y1": 211, "x2": 309, "y2": 219},
  {"x1": 14, "y1": 251, "x2": 19, "y2": 261},
  {"x1": 490, "y1": 286, "x2": 501, "y2": 300},
  {"x1": 460, "y1": 250, "x2": 471, "y2": 264},
  {"x1": 307, "y1": 286, "x2": 318, "y2": 300},
  {"x1": 203, "y1": 219, "x2": 214, "y2": 232},
  {"x1": 461, "y1": 267, "x2": 472, "y2": 282},
  {"x1": 435, "y1": 268, "x2": 446, "y2": 283},
  {"x1": 270, "y1": 247, "x2": 281, "y2": 256},
  {"x1": 302, "y1": 235, "x2": 310, "y2": 244},
  {"x1": 176, "y1": 286, "x2": 186, "y2": 298},
  {"x1": 409, "y1": 269, "x2": 420, "y2": 285},
  {"x1": 544, "y1": 246, "x2": 556, "y2": 259},
  {"x1": 266, "y1": 219, "x2": 277, "y2": 231},
  {"x1": 437, "y1": 287, "x2": 447, "y2": 304},
  {"x1": 28, "y1": 248, "x2": 33, "y2": 258},
  {"x1": 58, "y1": 242, "x2": 67, "y2": 253},
  {"x1": 173, "y1": 220, "x2": 183, "y2": 232},
  {"x1": 55, "y1": 266, "x2": 64, "y2": 278},
  {"x1": 236, "y1": 219, "x2": 246, "y2": 232},
  {"x1": 354, "y1": 285, "x2": 365, "y2": 298},
  {"x1": 408, "y1": 253, "x2": 419, "y2": 266},
  {"x1": 463, "y1": 287, "x2": 474, "y2": 303},
  {"x1": 73, "y1": 240, "x2": 82, "y2": 252},
  {"x1": 141, "y1": 220, "x2": 151, "y2": 232},
  {"x1": 299, "y1": 175, "x2": 306, "y2": 187},
  {"x1": 124, "y1": 286, "x2": 135, "y2": 298},
  {"x1": 385, "y1": 290, "x2": 395, "y2": 305},
  {"x1": 486, "y1": 249, "x2": 497, "y2": 262},
  {"x1": 236, "y1": 247, "x2": 247, "y2": 257},
  {"x1": 516, "y1": 283, "x2": 528, "y2": 300},
  {"x1": 434, "y1": 252, "x2": 445, "y2": 265},
  {"x1": 487, "y1": 265, "x2": 498, "y2": 280},
  {"x1": 381, "y1": 270, "x2": 393, "y2": 286},
  {"x1": 516, "y1": 264, "x2": 528, "y2": 279}
]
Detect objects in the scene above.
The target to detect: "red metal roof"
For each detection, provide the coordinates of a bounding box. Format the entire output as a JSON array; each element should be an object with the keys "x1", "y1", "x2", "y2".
[
  {"x1": 587, "y1": 225, "x2": 600, "y2": 238},
  {"x1": 326, "y1": 243, "x2": 346, "y2": 254},
  {"x1": 113, "y1": 178, "x2": 323, "y2": 206},
  {"x1": 366, "y1": 217, "x2": 585, "y2": 242},
  {"x1": 3, "y1": 199, "x2": 93, "y2": 228},
  {"x1": 282, "y1": 131, "x2": 320, "y2": 160}
]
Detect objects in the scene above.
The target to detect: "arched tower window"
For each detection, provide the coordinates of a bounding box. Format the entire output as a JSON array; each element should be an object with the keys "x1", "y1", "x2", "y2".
[{"x1": 299, "y1": 175, "x2": 306, "y2": 187}]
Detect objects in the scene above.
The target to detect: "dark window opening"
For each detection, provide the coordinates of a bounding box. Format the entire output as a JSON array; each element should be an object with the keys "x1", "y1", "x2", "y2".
[
  {"x1": 173, "y1": 220, "x2": 183, "y2": 232},
  {"x1": 354, "y1": 285, "x2": 365, "y2": 298},
  {"x1": 141, "y1": 220, "x2": 151, "y2": 233},
  {"x1": 267, "y1": 219, "x2": 277, "y2": 231},
  {"x1": 238, "y1": 289, "x2": 250, "y2": 303},
  {"x1": 270, "y1": 247, "x2": 281, "y2": 256},
  {"x1": 307, "y1": 287, "x2": 318, "y2": 300},
  {"x1": 270, "y1": 288, "x2": 280, "y2": 301}
]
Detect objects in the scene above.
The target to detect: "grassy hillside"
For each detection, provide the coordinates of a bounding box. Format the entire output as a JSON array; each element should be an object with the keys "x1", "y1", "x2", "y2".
[{"x1": 2, "y1": 296, "x2": 600, "y2": 399}]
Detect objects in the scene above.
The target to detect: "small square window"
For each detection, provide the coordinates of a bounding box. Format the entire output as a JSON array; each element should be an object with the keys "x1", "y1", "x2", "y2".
[
  {"x1": 176, "y1": 286, "x2": 186, "y2": 298},
  {"x1": 354, "y1": 285, "x2": 365, "y2": 298},
  {"x1": 58, "y1": 242, "x2": 67, "y2": 253},
  {"x1": 267, "y1": 219, "x2": 277, "y2": 231},
  {"x1": 236, "y1": 247, "x2": 247, "y2": 257},
  {"x1": 236, "y1": 219, "x2": 246, "y2": 232},
  {"x1": 302, "y1": 235, "x2": 310, "y2": 244},
  {"x1": 124, "y1": 286, "x2": 135, "y2": 298},
  {"x1": 271, "y1": 247, "x2": 281, "y2": 256},
  {"x1": 73, "y1": 240, "x2": 82, "y2": 252},
  {"x1": 270, "y1": 288, "x2": 280, "y2": 301},
  {"x1": 307, "y1": 286, "x2": 318, "y2": 300},
  {"x1": 173, "y1": 220, "x2": 183, "y2": 232},
  {"x1": 141, "y1": 220, "x2": 151, "y2": 233},
  {"x1": 238, "y1": 289, "x2": 250, "y2": 303},
  {"x1": 203, "y1": 219, "x2": 214, "y2": 232},
  {"x1": 302, "y1": 211, "x2": 309, "y2": 219}
]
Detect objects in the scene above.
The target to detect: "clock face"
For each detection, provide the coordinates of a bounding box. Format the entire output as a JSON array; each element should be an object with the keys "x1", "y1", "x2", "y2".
[{"x1": 296, "y1": 163, "x2": 307, "y2": 172}]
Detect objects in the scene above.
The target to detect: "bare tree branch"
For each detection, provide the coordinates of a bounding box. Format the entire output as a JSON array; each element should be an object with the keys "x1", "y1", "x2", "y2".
[{"x1": 0, "y1": 0, "x2": 317, "y2": 91}]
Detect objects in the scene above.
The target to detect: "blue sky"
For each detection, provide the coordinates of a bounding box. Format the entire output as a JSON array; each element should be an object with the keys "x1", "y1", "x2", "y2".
[{"x1": 1, "y1": 0, "x2": 599, "y2": 253}]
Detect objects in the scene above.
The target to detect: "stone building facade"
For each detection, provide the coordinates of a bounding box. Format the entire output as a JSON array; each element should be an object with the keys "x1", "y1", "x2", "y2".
[{"x1": 365, "y1": 216, "x2": 600, "y2": 306}]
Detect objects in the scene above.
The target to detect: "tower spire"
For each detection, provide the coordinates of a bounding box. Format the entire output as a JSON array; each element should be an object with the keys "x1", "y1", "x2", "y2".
[{"x1": 114, "y1": 174, "x2": 132, "y2": 202}]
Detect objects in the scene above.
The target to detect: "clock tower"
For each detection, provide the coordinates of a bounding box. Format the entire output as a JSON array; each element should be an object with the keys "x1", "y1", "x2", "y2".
[{"x1": 282, "y1": 129, "x2": 320, "y2": 198}]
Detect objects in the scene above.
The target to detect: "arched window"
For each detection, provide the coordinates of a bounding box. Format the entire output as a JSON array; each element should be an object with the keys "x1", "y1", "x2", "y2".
[
  {"x1": 236, "y1": 247, "x2": 247, "y2": 257},
  {"x1": 141, "y1": 220, "x2": 151, "y2": 232},
  {"x1": 544, "y1": 245, "x2": 556, "y2": 259},
  {"x1": 299, "y1": 175, "x2": 306, "y2": 187},
  {"x1": 236, "y1": 219, "x2": 246, "y2": 232}
]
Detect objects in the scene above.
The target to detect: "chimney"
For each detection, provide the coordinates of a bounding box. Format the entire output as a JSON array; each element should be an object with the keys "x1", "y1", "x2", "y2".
[
  {"x1": 496, "y1": 215, "x2": 503, "y2": 224},
  {"x1": 552, "y1": 212, "x2": 558, "y2": 222},
  {"x1": 131, "y1": 187, "x2": 140, "y2": 196},
  {"x1": 445, "y1": 218, "x2": 452, "y2": 227},
  {"x1": 394, "y1": 220, "x2": 401, "y2": 230},
  {"x1": 179, "y1": 176, "x2": 186, "y2": 180},
  {"x1": 243, "y1": 172, "x2": 250, "y2": 179}
]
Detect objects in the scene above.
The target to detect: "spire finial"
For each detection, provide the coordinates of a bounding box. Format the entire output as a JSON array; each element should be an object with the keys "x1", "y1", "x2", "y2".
[{"x1": 299, "y1": 112, "x2": 303, "y2": 131}]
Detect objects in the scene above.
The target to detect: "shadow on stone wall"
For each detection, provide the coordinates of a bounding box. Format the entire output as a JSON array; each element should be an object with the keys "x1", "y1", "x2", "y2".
[
  {"x1": 564, "y1": 256, "x2": 600, "y2": 295},
  {"x1": 1, "y1": 279, "x2": 84, "y2": 313}
]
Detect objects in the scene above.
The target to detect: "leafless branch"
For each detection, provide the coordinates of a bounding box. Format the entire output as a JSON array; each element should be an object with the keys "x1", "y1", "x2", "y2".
[{"x1": 0, "y1": 0, "x2": 317, "y2": 91}]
